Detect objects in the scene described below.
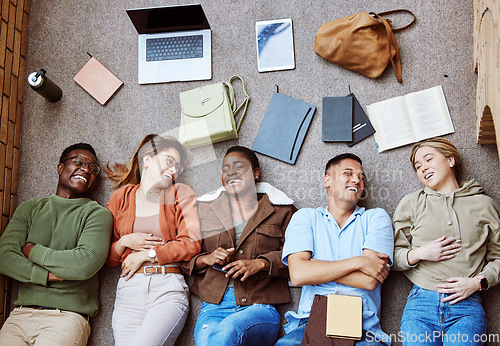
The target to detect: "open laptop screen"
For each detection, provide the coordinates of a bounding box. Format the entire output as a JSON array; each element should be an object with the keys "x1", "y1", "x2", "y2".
[{"x1": 127, "y1": 4, "x2": 210, "y2": 34}]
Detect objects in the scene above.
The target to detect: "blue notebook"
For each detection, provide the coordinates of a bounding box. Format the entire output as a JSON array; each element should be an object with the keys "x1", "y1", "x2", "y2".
[
  {"x1": 322, "y1": 96, "x2": 353, "y2": 142},
  {"x1": 252, "y1": 92, "x2": 316, "y2": 164}
]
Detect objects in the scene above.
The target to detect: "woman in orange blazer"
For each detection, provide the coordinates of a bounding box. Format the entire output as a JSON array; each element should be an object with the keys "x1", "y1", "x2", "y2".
[{"x1": 105, "y1": 134, "x2": 201, "y2": 346}]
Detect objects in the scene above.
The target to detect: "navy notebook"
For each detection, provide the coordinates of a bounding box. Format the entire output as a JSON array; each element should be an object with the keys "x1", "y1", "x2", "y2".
[
  {"x1": 346, "y1": 93, "x2": 375, "y2": 147},
  {"x1": 322, "y1": 97, "x2": 353, "y2": 142},
  {"x1": 252, "y1": 92, "x2": 316, "y2": 165}
]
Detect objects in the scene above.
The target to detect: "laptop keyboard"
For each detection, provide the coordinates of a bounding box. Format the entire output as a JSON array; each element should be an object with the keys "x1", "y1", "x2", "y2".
[{"x1": 146, "y1": 35, "x2": 203, "y2": 61}]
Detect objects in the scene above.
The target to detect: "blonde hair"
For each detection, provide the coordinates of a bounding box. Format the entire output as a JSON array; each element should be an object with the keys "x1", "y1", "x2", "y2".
[
  {"x1": 410, "y1": 137, "x2": 462, "y2": 183},
  {"x1": 104, "y1": 134, "x2": 187, "y2": 189}
]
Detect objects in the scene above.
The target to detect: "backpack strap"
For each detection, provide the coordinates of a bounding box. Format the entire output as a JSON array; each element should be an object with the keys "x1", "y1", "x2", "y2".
[{"x1": 227, "y1": 75, "x2": 251, "y2": 133}]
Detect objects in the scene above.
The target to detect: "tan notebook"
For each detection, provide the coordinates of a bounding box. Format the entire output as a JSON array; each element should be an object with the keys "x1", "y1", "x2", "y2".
[
  {"x1": 326, "y1": 294, "x2": 363, "y2": 340},
  {"x1": 74, "y1": 57, "x2": 123, "y2": 105}
]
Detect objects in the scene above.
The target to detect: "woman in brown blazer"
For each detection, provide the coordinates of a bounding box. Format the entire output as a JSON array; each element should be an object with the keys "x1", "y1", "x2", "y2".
[{"x1": 184, "y1": 146, "x2": 296, "y2": 346}]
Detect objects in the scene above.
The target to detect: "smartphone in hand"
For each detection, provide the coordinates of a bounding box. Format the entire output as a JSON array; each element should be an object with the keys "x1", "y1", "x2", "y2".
[{"x1": 212, "y1": 263, "x2": 228, "y2": 274}]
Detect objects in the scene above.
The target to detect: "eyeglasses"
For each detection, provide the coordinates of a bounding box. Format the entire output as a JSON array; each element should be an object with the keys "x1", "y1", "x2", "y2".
[
  {"x1": 61, "y1": 155, "x2": 101, "y2": 175},
  {"x1": 163, "y1": 155, "x2": 183, "y2": 174}
]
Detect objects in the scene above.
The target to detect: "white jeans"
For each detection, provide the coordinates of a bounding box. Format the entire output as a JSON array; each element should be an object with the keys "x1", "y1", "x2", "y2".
[{"x1": 112, "y1": 273, "x2": 189, "y2": 346}]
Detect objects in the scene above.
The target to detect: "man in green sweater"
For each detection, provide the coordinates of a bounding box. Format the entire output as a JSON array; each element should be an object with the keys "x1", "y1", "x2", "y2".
[{"x1": 0, "y1": 143, "x2": 113, "y2": 346}]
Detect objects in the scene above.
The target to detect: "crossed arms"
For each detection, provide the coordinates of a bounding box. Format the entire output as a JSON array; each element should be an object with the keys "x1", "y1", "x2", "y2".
[
  {"x1": 0, "y1": 201, "x2": 112, "y2": 286},
  {"x1": 287, "y1": 248, "x2": 390, "y2": 291}
]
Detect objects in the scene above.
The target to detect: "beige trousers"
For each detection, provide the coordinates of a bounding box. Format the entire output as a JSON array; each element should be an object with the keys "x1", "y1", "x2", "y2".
[{"x1": 0, "y1": 307, "x2": 91, "y2": 345}]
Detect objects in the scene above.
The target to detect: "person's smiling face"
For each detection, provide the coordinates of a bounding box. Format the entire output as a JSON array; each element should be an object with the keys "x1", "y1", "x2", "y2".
[
  {"x1": 221, "y1": 152, "x2": 258, "y2": 197},
  {"x1": 141, "y1": 147, "x2": 182, "y2": 189},
  {"x1": 413, "y1": 146, "x2": 457, "y2": 192},
  {"x1": 323, "y1": 158, "x2": 365, "y2": 205},
  {"x1": 56, "y1": 149, "x2": 99, "y2": 198}
]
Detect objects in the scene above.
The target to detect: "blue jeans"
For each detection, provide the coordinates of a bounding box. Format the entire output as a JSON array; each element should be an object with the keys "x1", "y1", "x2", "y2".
[
  {"x1": 275, "y1": 318, "x2": 384, "y2": 346},
  {"x1": 195, "y1": 288, "x2": 281, "y2": 346},
  {"x1": 400, "y1": 285, "x2": 487, "y2": 346}
]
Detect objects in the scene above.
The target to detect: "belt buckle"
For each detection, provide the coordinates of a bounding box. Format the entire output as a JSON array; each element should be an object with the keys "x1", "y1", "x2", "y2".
[
  {"x1": 143, "y1": 266, "x2": 155, "y2": 275},
  {"x1": 143, "y1": 265, "x2": 164, "y2": 275}
]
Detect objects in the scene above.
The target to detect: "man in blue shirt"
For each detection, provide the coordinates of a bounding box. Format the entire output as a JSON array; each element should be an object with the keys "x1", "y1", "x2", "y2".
[{"x1": 276, "y1": 153, "x2": 394, "y2": 345}]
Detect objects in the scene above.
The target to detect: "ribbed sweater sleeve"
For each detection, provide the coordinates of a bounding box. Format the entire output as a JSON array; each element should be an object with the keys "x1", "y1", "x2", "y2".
[
  {"x1": 0, "y1": 199, "x2": 49, "y2": 285},
  {"x1": 0, "y1": 196, "x2": 113, "y2": 283},
  {"x1": 28, "y1": 205, "x2": 113, "y2": 280}
]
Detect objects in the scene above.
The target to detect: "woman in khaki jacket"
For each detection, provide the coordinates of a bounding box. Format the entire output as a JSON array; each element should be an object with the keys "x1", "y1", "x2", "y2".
[{"x1": 184, "y1": 146, "x2": 296, "y2": 346}]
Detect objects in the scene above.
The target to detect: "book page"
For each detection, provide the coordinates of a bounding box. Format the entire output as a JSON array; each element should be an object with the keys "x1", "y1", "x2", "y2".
[
  {"x1": 367, "y1": 96, "x2": 416, "y2": 152},
  {"x1": 405, "y1": 85, "x2": 454, "y2": 140}
]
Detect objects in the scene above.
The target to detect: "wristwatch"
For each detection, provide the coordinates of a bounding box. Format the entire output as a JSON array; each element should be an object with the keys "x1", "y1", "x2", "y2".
[
  {"x1": 477, "y1": 275, "x2": 488, "y2": 291},
  {"x1": 148, "y1": 248, "x2": 156, "y2": 263}
]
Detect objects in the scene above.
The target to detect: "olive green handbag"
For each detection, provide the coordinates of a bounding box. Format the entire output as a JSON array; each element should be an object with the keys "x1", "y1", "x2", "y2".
[{"x1": 179, "y1": 75, "x2": 250, "y2": 149}]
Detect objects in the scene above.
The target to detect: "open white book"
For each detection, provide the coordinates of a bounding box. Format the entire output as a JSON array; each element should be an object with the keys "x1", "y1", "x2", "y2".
[{"x1": 366, "y1": 85, "x2": 454, "y2": 153}]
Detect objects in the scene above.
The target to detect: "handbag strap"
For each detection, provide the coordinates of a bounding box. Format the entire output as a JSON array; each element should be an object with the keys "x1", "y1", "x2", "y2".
[
  {"x1": 370, "y1": 13, "x2": 402, "y2": 83},
  {"x1": 225, "y1": 75, "x2": 250, "y2": 133},
  {"x1": 376, "y1": 9, "x2": 416, "y2": 33},
  {"x1": 371, "y1": 10, "x2": 416, "y2": 83}
]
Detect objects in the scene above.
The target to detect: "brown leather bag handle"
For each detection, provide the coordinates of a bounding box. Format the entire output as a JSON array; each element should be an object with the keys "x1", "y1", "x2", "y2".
[
  {"x1": 371, "y1": 13, "x2": 402, "y2": 83},
  {"x1": 376, "y1": 9, "x2": 417, "y2": 32},
  {"x1": 370, "y1": 10, "x2": 415, "y2": 83}
]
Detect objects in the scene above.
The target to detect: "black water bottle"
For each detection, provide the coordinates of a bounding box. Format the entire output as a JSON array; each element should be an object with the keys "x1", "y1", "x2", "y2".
[{"x1": 28, "y1": 69, "x2": 62, "y2": 102}]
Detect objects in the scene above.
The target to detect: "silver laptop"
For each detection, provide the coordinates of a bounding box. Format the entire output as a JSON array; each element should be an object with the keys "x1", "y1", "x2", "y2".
[{"x1": 126, "y1": 4, "x2": 212, "y2": 84}]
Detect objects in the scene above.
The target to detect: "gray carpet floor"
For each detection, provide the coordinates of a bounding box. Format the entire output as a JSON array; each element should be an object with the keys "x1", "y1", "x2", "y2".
[{"x1": 17, "y1": 0, "x2": 500, "y2": 345}]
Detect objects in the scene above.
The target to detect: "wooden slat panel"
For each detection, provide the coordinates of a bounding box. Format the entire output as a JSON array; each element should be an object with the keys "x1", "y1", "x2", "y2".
[
  {"x1": 2, "y1": 167, "x2": 11, "y2": 216},
  {"x1": 6, "y1": 4, "x2": 14, "y2": 50},
  {"x1": 0, "y1": 191, "x2": 3, "y2": 222},
  {"x1": 14, "y1": 0, "x2": 22, "y2": 31},
  {"x1": 0, "y1": 68, "x2": 4, "y2": 99},
  {"x1": 5, "y1": 120, "x2": 13, "y2": 169},
  {"x1": 1, "y1": 0, "x2": 28, "y2": 327},
  {"x1": 14, "y1": 103, "x2": 20, "y2": 148},
  {"x1": 0, "y1": 96, "x2": 8, "y2": 143},
  {"x1": 9, "y1": 194, "x2": 16, "y2": 217},
  {"x1": 20, "y1": 12, "x2": 27, "y2": 57},
  {"x1": 0, "y1": 142, "x2": 5, "y2": 186},
  {"x1": 1, "y1": 0, "x2": 9, "y2": 21},
  {"x1": 9, "y1": 76, "x2": 16, "y2": 121},
  {"x1": 12, "y1": 29, "x2": 20, "y2": 77},
  {"x1": 0, "y1": 21, "x2": 8, "y2": 70},
  {"x1": 11, "y1": 146, "x2": 18, "y2": 194},
  {"x1": 3, "y1": 50, "x2": 12, "y2": 97}
]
